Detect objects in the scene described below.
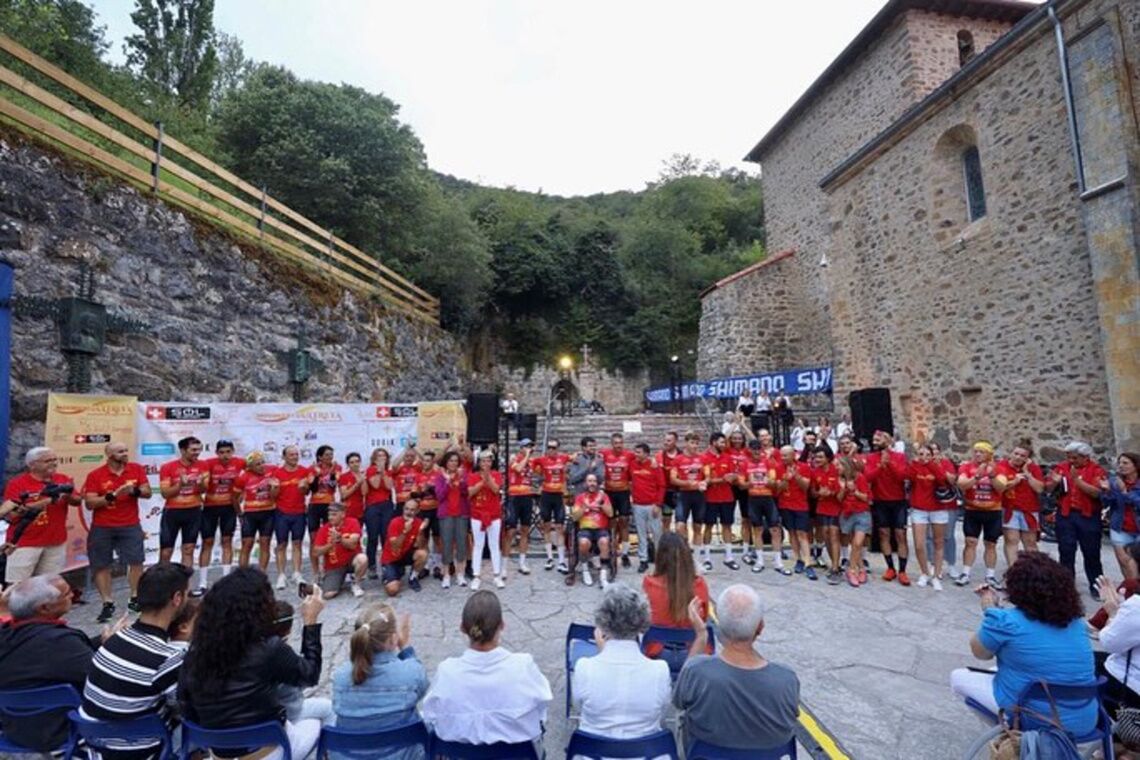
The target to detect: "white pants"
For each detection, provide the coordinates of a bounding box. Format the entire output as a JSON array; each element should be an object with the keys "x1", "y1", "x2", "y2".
[
  {"x1": 472, "y1": 519, "x2": 503, "y2": 577},
  {"x1": 262, "y1": 718, "x2": 321, "y2": 760},
  {"x1": 950, "y1": 668, "x2": 999, "y2": 720}
]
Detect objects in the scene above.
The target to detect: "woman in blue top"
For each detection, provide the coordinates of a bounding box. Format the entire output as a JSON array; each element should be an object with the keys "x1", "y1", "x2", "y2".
[
  {"x1": 950, "y1": 551, "x2": 1096, "y2": 735},
  {"x1": 332, "y1": 603, "x2": 429, "y2": 757},
  {"x1": 1102, "y1": 453, "x2": 1140, "y2": 581}
]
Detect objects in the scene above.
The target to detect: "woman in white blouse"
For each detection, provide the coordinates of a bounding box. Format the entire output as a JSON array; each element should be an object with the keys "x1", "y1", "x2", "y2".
[
  {"x1": 1095, "y1": 543, "x2": 1140, "y2": 715},
  {"x1": 422, "y1": 591, "x2": 552, "y2": 746},
  {"x1": 571, "y1": 583, "x2": 671, "y2": 745}
]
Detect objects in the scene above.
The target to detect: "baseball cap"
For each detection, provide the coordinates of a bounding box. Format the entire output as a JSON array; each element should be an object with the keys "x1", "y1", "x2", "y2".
[{"x1": 519, "y1": 438, "x2": 533, "y2": 447}]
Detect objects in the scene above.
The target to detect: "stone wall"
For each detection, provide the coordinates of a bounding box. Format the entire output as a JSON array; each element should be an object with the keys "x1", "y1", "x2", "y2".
[
  {"x1": 484, "y1": 363, "x2": 649, "y2": 416},
  {"x1": 1, "y1": 134, "x2": 465, "y2": 473}
]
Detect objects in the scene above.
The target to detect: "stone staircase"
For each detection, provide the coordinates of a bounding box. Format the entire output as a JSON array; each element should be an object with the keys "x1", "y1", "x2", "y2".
[{"x1": 535, "y1": 413, "x2": 716, "y2": 449}]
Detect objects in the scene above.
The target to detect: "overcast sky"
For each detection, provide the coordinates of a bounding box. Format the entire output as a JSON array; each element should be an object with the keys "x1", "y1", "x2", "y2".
[{"x1": 89, "y1": 0, "x2": 899, "y2": 196}]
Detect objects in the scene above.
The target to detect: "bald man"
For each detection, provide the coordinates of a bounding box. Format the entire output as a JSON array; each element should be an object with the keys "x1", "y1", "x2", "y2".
[{"x1": 83, "y1": 442, "x2": 152, "y2": 622}]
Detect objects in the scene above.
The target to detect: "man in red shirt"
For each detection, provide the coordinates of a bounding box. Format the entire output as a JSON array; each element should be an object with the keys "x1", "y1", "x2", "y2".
[
  {"x1": 533, "y1": 439, "x2": 571, "y2": 573},
  {"x1": 864, "y1": 430, "x2": 911, "y2": 585},
  {"x1": 198, "y1": 439, "x2": 245, "y2": 595},
  {"x1": 994, "y1": 441, "x2": 1044, "y2": 572},
  {"x1": 742, "y1": 439, "x2": 788, "y2": 575},
  {"x1": 338, "y1": 452, "x2": 366, "y2": 523},
  {"x1": 670, "y1": 432, "x2": 707, "y2": 549},
  {"x1": 1047, "y1": 440, "x2": 1106, "y2": 599},
  {"x1": 630, "y1": 443, "x2": 665, "y2": 573},
  {"x1": 570, "y1": 474, "x2": 615, "y2": 588},
  {"x1": 158, "y1": 436, "x2": 210, "y2": 571},
  {"x1": 657, "y1": 432, "x2": 681, "y2": 534},
  {"x1": 777, "y1": 445, "x2": 816, "y2": 580},
  {"x1": 312, "y1": 503, "x2": 366, "y2": 599},
  {"x1": 272, "y1": 445, "x2": 312, "y2": 590},
  {"x1": 811, "y1": 446, "x2": 844, "y2": 584},
  {"x1": 956, "y1": 441, "x2": 1002, "y2": 588},
  {"x1": 701, "y1": 433, "x2": 740, "y2": 572},
  {"x1": 235, "y1": 451, "x2": 278, "y2": 573},
  {"x1": 381, "y1": 499, "x2": 428, "y2": 596},
  {"x1": 82, "y1": 442, "x2": 152, "y2": 621},
  {"x1": 505, "y1": 439, "x2": 537, "y2": 575},
  {"x1": 1, "y1": 447, "x2": 81, "y2": 585},
  {"x1": 308, "y1": 445, "x2": 341, "y2": 579},
  {"x1": 602, "y1": 433, "x2": 637, "y2": 569}
]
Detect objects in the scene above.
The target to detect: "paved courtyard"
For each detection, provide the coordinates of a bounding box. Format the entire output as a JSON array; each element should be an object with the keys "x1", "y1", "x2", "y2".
[{"x1": 75, "y1": 530, "x2": 1120, "y2": 760}]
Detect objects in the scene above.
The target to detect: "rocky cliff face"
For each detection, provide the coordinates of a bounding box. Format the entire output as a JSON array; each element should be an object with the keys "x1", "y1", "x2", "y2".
[{"x1": 0, "y1": 133, "x2": 465, "y2": 473}]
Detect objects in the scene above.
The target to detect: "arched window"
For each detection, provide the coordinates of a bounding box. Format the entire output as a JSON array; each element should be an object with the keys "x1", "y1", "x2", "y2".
[
  {"x1": 962, "y1": 145, "x2": 987, "y2": 221},
  {"x1": 957, "y1": 30, "x2": 976, "y2": 67}
]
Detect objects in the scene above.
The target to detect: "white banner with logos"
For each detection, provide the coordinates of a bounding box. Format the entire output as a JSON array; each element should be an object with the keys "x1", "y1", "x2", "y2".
[{"x1": 134, "y1": 402, "x2": 429, "y2": 560}]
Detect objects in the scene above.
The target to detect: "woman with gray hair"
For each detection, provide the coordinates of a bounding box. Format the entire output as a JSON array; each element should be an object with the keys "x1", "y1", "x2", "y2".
[{"x1": 571, "y1": 583, "x2": 671, "y2": 746}]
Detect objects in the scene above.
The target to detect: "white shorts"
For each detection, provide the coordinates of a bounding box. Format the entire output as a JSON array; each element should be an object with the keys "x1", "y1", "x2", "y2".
[
  {"x1": 911, "y1": 509, "x2": 951, "y2": 525},
  {"x1": 5, "y1": 544, "x2": 66, "y2": 583}
]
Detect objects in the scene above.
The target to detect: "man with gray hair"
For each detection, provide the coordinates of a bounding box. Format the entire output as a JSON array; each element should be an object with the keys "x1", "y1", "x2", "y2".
[
  {"x1": 0, "y1": 447, "x2": 82, "y2": 583},
  {"x1": 673, "y1": 584, "x2": 800, "y2": 752},
  {"x1": 0, "y1": 575, "x2": 120, "y2": 751},
  {"x1": 1047, "y1": 441, "x2": 1106, "y2": 599}
]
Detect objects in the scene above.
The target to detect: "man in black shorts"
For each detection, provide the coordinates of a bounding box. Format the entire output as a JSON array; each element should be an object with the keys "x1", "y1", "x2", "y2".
[
  {"x1": 657, "y1": 432, "x2": 681, "y2": 534},
  {"x1": 535, "y1": 439, "x2": 571, "y2": 573},
  {"x1": 956, "y1": 441, "x2": 1003, "y2": 588},
  {"x1": 602, "y1": 433, "x2": 636, "y2": 568},
  {"x1": 157, "y1": 437, "x2": 209, "y2": 568},
  {"x1": 381, "y1": 499, "x2": 428, "y2": 596},
  {"x1": 505, "y1": 439, "x2": 537, "y2": 575},
  {"x1": 865, "y1": 430, "x2": 911, "y2": 585},
  {"x1": 198, "y1": 440, "x2": 243, "y2": 595}
]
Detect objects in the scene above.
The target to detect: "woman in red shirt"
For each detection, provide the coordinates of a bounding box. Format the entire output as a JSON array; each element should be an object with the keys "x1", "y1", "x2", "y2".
[
  {"x1": 908, "y1": 445, "x2": 947, "y2": 590},
  {"x1": 364, "y1": 448, "x2": 396, "y2": 579},
  {"x1": 467, "y1": 451, "x2": 505, "y2": 591},
  {"x1": 811, "y1": 447, "x2": 843, "y2": 584},
  {"x1": 642, "y1": 532, "x2": 709, "y2": 659}
]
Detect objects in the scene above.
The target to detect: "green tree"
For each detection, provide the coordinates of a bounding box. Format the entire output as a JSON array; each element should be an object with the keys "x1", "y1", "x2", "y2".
[
  {"x1": 0, "y1": 0, "x2": 110, "y2": 84},
  {"x1": 124, "y1": 0, "x2": 218, "y2": 109}
]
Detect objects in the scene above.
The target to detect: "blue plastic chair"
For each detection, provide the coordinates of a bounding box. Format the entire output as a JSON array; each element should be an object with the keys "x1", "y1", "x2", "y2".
[
  {"x1": 640, "y1": 624, "x2": 716, "y2": 681},
  {"x1": 689, "y1": 736, "x2": 796, "y2": 759},
  {"x1": 69, "y1": 710, "x2": 172, "y2": 760},
  {"x1": 180, "y1": 718, "x2": 291, "y2": 760},
  {"x1": 316, "y1": 720, "x2": 431, "y2": 758},
  {"x1": 565, "y1": 728, "x2": 678, "y2": 759},
  {"x1": 565, "y1": 622, "x2": 598, "y2": 717},
  {"x1": 0, "y1": 683, "x2": 81, "y2": 756},
  {"x1": 431, "y1": 737, "x2": 540, "y2": 759}
]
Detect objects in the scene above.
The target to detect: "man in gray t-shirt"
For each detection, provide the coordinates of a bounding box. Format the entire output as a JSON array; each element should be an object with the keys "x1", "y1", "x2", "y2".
[{"x1": 672, "y1": 584, "x2": 800, "y2": 751}]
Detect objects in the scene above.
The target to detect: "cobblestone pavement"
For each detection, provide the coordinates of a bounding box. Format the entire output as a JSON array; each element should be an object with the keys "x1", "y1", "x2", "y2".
[{"x1": 73, "y1": 532, "x2": 1119, "y2": 760}]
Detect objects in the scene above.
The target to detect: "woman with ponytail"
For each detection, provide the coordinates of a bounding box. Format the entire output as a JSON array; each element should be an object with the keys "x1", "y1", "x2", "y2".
[{"x1": 332, "y1": 603, "x2": 427, "y2": 737}]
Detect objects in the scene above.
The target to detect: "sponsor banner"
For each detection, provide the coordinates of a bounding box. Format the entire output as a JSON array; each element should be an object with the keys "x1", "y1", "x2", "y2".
[
  {"x1": 415, "y1": 400, "x2": 467, "y2": 450},
  {"x1": 645, "y1": 366, "x2": 833, "y2": 403},
  {"x1": 44, "y1": 393, "x2": 138, "y2": 571},
  {"x1": 135, "y1": 402, "x2": 422, "y2": 560}
]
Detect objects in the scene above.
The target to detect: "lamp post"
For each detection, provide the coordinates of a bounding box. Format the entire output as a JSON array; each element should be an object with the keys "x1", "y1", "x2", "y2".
[
  {"x1": 669, "y1": 355, "x2": 681, "y2": 414},
  {"x1": 555, "y1": 354, "x2": 573, "y2": 417}
]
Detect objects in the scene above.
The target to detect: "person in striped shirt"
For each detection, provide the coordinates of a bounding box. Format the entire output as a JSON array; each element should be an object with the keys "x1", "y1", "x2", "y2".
[{"x1": 80, "y1": 562, "x2": 192, "y2": 759}]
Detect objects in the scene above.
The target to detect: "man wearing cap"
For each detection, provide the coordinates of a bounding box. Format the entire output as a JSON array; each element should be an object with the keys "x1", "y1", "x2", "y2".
[
  {"x1": 505, "y1": 438, "x2": 537, "y2": 575},
  {"x1": 312, "y1": 503, "x2": 366, "y2": 599},
  {"x1": 1047, "y1": 441, "x2": 1106, "y2": 599},
  {"x1": 956, "y1": 441, "x2": 1003, "y2": 588},
  {"x1": 82, "y1": 442, "x2": 151, "y2": 621},
  {"x1": 198, "y1": 439, "x2": 245, "y2": 595}
]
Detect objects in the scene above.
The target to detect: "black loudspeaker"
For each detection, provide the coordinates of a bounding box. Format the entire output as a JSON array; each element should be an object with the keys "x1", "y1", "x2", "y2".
[
  {"x1": 848, "y1": 388, "x2": 893, "y2": 443},
  {"x1": 466, "y1": 393, "x2": 500, "y2": 444},
  {"x1": 517, "y1": 413, "x2": 538, "y2": 442}
]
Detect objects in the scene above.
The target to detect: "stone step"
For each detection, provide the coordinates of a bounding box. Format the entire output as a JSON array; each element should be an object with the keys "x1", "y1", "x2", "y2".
[{"x1": 535, "y1": 413, "x2": 716, "y2": 448}]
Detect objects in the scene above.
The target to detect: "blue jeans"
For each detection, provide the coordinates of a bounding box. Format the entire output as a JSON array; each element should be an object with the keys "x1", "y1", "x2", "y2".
[
  {"x1": 364, "y1": 501, "x2": 396, "y2": 570},
  {"x1": 1056, "y1": 511, "x2": 1103, "y2": 591}
]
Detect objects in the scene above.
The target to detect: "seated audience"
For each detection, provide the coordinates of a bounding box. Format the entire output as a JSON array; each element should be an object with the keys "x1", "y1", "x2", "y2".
[
  {"x1": 572, "y1": 584, "x2": 670, "y2": 743},
  {"x1": 1095, "y1": 567, "x2": 1140, "y2": 715},
  {"x1": 382, "y1": 499, "x2": 429, "y2": 596},
  {"x1": 166, "y1": 595, "x2": 201, "y2": 650},
  {"x1": 422, "y1": 590, "x2": 552, "y2": 745},
  {"x1": 81, "y1": 562, "x2": 193, "y2": 760},
  {"x1": 0, "y1": 575, "x2": 119, "y2": 751},
  {"x1": 642, "y1": 532, "x2": 709, "y2": 659},
  {"x1": 950, "y1": 551, "x2": 1096, "y2": 735},
  {"x1": 179, "y1": 568, "x2": 324, "y2": 760},
  {"x1": 333, "y1": 603, "x2": 428, "y2": 740},
  {"x1": 274, "y1": 600, "x2": 333, "y2": 725},
  {"x1": 1090, "y1": 541, "x2": 1140, "y2": 631},
  {"x1": 673, "y1": 584, "x2": 800, "y2": 752}
]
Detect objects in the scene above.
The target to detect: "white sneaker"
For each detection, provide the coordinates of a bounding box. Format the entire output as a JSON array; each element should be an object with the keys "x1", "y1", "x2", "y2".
[
  {"x1": 518, "y1": 560, "x2": 531, "y2": 575},
  {"x1": 441, "y1": 575, "x2": 451, "y2": 589},
  {"x1": 582, "y1": 567, "x2": 594, "y2": 586},
  {"x1": 275, "y1": 574, "x2": 287, "y2": 590},
  {"x1": 917, "y1": 574, "x2": 930, "y2": 588},
  {"x1": 494, "y1": 575, "x2": 505, "y2": 589},
  {"x1": 292, "y1": 571, "x2": 304, "y2": 584},
  {"x1": 459, "y1": 576, "x2": 469, "y2": 587},
  {"x1": 931, "y1": 577, "x2": 944, "y2": 592},
  {"x1": 955, "y1": 572, "x2": 971, "y2": 587},
  {"x1": 600, "y1": 568, "x2": 610, "y2": 590},
  {"x1": 351, "y1": 584, "x2": 364, "y2": 598},
  {"x1": 470, "y1": 578, "x2": 481, "y2": 591}
]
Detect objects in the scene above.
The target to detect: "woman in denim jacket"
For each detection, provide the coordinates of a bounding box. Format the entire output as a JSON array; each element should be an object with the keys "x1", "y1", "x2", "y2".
[
  {"x1": 332, "y1": 603, "x2": 428, "y2": 756},
  {"x1": 1103, "y1": 453, "x2": 1140, "y2": 580}
]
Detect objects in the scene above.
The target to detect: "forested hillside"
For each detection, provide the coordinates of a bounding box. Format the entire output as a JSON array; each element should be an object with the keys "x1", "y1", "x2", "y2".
[{"x1": 0, "y1": 0, "x2": 765, "y2": 379}]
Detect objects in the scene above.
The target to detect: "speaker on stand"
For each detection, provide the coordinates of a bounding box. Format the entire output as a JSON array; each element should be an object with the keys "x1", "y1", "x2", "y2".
[{"x1": 466, "y1": 393, "x2": 501, "y2": 445}]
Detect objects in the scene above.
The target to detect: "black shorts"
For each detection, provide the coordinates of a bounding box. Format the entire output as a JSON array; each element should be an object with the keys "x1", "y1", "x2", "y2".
[
  {"x1": 88, "y1": 525, "x2": 145, "y2": 568},
  {"x1": 307, "y1": 503, "x2": 330, "y2": 535},
  {"x1": 606, "y1": 490, "x2": 632, "y2": 518},
  {"x1": 241, "y1": 510, "x2": 276, "y2": 539},
  {"x1": 817, "y1": 514, "x2": 840, "y2": 528},
  {"x1": 781, "y1": 508, "x2": 811, "y2": 533},
  {"x1": 160, "y1": 508, "x2": 201, "y2": 549},
  {"x1": 201, "y1": 506, "x2": 237, "y2": 538},
  {"x1": 873, "y1": 500, "x2": 909, "y2": 531},
  {"x1": 540, "y1": 492, "x2": 566, "y2": 524},
  {"x1": 704, "y1": 501, "x2": 734, "y2": 527},
  {"x1": 677, "y1": 491, "x2": 705, "y2": 524},
  {"x1": 732, "y1": 486, "x2": 750, "y2": 511},
  {"x1": 419, "y1": 508, "x2": 440, "y2": 541},
  {"x1": 747, "y1": 496, "x2": 780, "y2": 529},
  {"x1": 506, "y1": 495, "x2": 534, "y2": 529},
  {"x1": 963, "y1": 509, "x2": 1003, "y2": 543},
  {"x1": 275, "y1": 512, "x2": 306, "y2": 543},
  {"x1": 662, "y1": 490, "x2": 677, "y2": 516},
  {"x1": 381, "y1": 559, "x2": 412, "y2": 584}
]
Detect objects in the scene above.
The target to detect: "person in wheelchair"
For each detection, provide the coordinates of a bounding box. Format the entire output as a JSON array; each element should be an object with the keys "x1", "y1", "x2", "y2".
[{"x1": 569, "y1": 474, "x2": 615, "y2": 589}]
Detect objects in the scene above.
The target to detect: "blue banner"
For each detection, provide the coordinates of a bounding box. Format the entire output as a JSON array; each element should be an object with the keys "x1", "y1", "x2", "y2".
[{"x1": 645, "y1": 366, "x2": 832, "y2": 403}]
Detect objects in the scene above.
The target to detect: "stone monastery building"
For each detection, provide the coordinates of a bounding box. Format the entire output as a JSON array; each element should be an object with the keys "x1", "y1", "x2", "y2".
[{"x1": 699, "y1": 0, "x2": 1140, "y2": 457}]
